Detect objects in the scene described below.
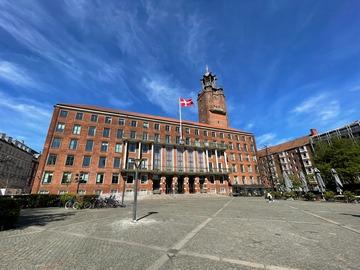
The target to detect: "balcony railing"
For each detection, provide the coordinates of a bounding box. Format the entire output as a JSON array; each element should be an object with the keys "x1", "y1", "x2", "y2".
[
  {"x1": 121, "y1": 133, "x2": 227, "y2": 150},
  {"x1": 122, "y1": 165, "x2": 232, "y2": 175}
]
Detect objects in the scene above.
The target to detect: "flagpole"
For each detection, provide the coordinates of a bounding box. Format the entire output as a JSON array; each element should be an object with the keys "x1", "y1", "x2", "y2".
[{"x1": 179, "y1": 98, "x2": 183, "y2": 143}]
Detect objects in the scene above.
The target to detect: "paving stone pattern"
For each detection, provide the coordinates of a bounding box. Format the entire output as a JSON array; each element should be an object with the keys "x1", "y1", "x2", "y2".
[{"x1": 0, "y1": 197, "x2": 359, "y2": 270}]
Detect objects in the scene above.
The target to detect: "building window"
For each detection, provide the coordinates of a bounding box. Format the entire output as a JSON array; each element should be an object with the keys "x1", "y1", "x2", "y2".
[
  {"x1": 42, "y1": 172, "x2": 53, "y2": 184},
  {"x1": 105, "y1": 116, "x2": 112, "y2": 124},
  {"x1": 185, "y1": 137, "x2": 190, "y2": 145},
  {"x1": 166, "y1": 148, "x2": 173, "y2": 170},
  {"x1": 90, "y1": 114, "x2": 98, "y2": 122},
  {"x1": 153, "y1": 146, "x2": 161, "y2": 169},
  {"x1": 198, "y1": 150, "x2": 204, "y2": 171},
  {"x1": 126, "y1": 174, "x2": 134, "y2": 183},
  {"x1": 75, "y1": 112, "x2": 83, "y2": 120},
  {"x1": 234, "y1": 175, "x2": 238, "y2": 185},
  {"x1": 85, "y1": 140, "x2": 93, "y2": 151},
  {"x1": 69, "y1": 139, "x2": 78, "y2": 150},
  {"x1": 165, "y1": 125, "x2": 170, "y2": 132},
  {"x1": 59, "y1": 110, "x2": 68, "y2": 118},
  {"x1": 195, "y1": 129, "x2": 199, "y2": 136},
  {"x1": 220, "y1": 133, "x2": 224, "y2": 138},
  {"x1": 73, "y1": 124, "x2": 81, "y2": 135},
  {"x1": 116, "y1": 129, "x2": 123, "y2": 139},
  {"x1": 113, "y1": 157, "x2": 121, "y2": 168},
  {"x1": 228, "y1": 134, "x2": 232, "y2": 139},
  {"x1": 209, "y1": 162, "x2": 213, "y2": 172},
  {"x1": 119, "y1": 118, "x2": 125, "y2": 125},
  {"x1": 211, "y1": 132, "x2": 216, "y2": 137},
  {"x1": 100, "y1": 142, "x2": 108, "y2": 152},
  {"x1": 154, "y1": 123, "x2": 160, "y2": 130},
  {"x1": 142, "y1": 144, "x2": 149, "y2": 153},
  {"x1": 250, "y1": 176, "x2": 254, "y2": 185},
  {"x1": 177, "y1": 149, "x2": 184, "y2": 171},
  {"x1": 243, "y1": 144, "x2": 248, "y2": 152},
  {"x1": 240, "y1": 164, "x2": 245, "y2": 173},
  {"x1": 140, "y1": 174, "x2": 148, "y2": 183},
  {"x1": 55, "y1": 122, "x2": 65, "y2": 132},
  {"x1": 127, "y1": 158, "x2": 135, "y2": 170},
  {"x1": 61, "y1": 172, "x2": 72, "y2": 184},
  {"x1": 115, "y1": 143, "x2": 122, "y2": 153},
  {"x1": 203, "y1": 130, "x2": 208, "y2": 136},
  {"x1": 82, "y1": 156, "x2": 91, "y2": 167},
  {"x1": 176, "y1": 136, "x2": 181, "y2": 144},
  {"x1": 229, "y1": 143, "x2": 234, "y2": 150},
  {"x1": 129, "y1": 143, "x2": 136, "y2": 152},
  {"x1": 96, "y1": 173, "x2": 104, "y2": 184},
  {"x1": 242, "y1": 176, "x2": 246, "y2": 185},
  {"x1": 239, "y1": 154, "x2": 243, "y2": 161},
  {"x1": 102, "y1": 128, "x2": 110, "y2": 138},
  {"x1": 143, "y1": 132, "x2": 148, "y2": 140},
  {"x1": 47, "y1": 154, "x2": 57, "y2": 165},
  {"x1": 235, "y1": 135, "x2": 239, "y2": 141},
  {"x1": 80, "y1": 172, "x2": 89, "y2": 183},
  {"x1": 143, "y1": 121, "x2": 149, "y2": 129},
  {"x1": 141, "y1": 159, "x2": 148, "y2": 169},
  {"x1": 65, "y1": 155, "x2": 74, "y2": 166},
  {"x1": 130, "y1": 131, "x2": 136, "y2": 139},
  {"x1": 154, "y1": 133, "x2": 160, "y2": 143},
  {"x1": 165, "y1": 135, "x2": 171, "y2": 144},
  {"x1": 188, "y1": 150, "x2": 194, "y2": 171},
  {"x1": 185, "y1": 128, "x2": 190, "y2": 134},
  {"x1": 51, "y1": 138, "x2": 61, "y2": 149},
  {"x1": 98, "y1": 157, "x2": 106, "y2": 168},
  {"x1": 130, "y1": 120, "x2": 137, "y2": 127},
  {"x1": 88, "y1": 126, "x2": 96, "y2": 136},
  {"x1": 112, "y1": 173, "x2": 119, "y2": 184},
  {"x1": 232, "y1": 164, "x2": 237, "y2": 173},
  {"x1": 175, "y1": 126, "x2": 180, "y2": 132}
]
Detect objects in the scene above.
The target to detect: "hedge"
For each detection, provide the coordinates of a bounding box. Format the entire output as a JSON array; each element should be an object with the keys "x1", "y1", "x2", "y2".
[{"x1": 0, "y1": 198, "x2": 21, "y2": 230}]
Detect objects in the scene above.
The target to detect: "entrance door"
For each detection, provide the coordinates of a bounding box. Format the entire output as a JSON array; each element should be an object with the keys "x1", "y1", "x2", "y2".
[
  {"x1": 165, "y1": 177, "x2": 172, "y2": 194},
  {"x1": 189, "y1": 177, "x2": 195, "y2": 193},
  {"x1": 177, "y1": 177, "x2": 184, "y2": 194}
]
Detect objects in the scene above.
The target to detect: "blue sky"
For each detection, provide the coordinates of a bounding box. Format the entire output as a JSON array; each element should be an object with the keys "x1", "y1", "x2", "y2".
[{"x1": 0, "y1": 0, "x2": 360, "y2": 152}]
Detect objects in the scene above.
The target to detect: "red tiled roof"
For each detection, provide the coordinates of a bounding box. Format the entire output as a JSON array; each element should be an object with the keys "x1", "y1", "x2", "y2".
[
  {"x1": 257, "y1": 136, "x2": 310, "y2": 157},
  {"x1": 56, "y1": 103, "x2": 252, "y2": 134}
]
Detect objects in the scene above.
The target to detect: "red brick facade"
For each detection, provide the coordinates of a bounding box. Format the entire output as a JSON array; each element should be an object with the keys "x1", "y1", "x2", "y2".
[{"x1": 32, "y1": 71, "x2": 261, "y2": 196}]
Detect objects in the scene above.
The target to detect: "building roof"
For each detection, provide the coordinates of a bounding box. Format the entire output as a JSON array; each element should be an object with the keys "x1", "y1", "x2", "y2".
[
  {"x1": 0, "y1": 133, "x2": 38, "y2": 155},
  {"x1": 257, "y1": 136, "x2": 310, "y2": 157},
  {"x1": 57, "y1": 103, "x2": 252, "y2": 135}
]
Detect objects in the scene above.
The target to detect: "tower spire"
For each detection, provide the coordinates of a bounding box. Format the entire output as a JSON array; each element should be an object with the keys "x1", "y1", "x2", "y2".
[{"x1": 205, "y1": 64, "x2": 209, "y2": 74}]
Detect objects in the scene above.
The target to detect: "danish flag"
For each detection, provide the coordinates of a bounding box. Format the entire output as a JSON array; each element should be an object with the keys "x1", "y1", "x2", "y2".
[{"x1": 179, "y1": 98, "x2": 194, "y2": 107}]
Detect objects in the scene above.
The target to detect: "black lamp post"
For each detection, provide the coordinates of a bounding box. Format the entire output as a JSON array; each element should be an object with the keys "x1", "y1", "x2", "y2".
[{"x1": 133, "y1": 158, "x2": 144, "y2": 222}]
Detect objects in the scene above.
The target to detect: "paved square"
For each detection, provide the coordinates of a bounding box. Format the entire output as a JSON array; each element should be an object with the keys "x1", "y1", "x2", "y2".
[{"x1": 1, "y1": 196, "x2": 359, "y2": 270}]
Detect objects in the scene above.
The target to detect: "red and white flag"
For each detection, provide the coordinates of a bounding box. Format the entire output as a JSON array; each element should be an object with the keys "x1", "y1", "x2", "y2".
[{"x1": 179, "y1": 98, "x2": 194, "y2": 107}]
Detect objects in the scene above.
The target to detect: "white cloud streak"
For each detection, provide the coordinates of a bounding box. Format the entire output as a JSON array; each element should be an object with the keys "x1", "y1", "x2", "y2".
[{"x1": 0, "y1": 61, "x2": 38, "y2": 88}]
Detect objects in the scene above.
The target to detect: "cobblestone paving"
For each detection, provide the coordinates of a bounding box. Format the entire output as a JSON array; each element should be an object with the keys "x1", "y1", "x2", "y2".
[{"x1": 1, "y1": 197, "x2": 359, "y2": 270}]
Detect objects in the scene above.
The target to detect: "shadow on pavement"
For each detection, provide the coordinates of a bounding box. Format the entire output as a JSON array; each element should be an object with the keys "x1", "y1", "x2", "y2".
[
  {"x1": 341, "y1": 213, "x2": 360, "y2": 218},
  {"x1": 16, "y1": 210, "x2": 76, "y2": 229},
  {"x1": 137, "y1": 211, "x2": 158, "y2": 222}
]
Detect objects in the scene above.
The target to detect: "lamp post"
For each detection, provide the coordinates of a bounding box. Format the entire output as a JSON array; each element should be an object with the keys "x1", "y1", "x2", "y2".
[{"x1": 133, "y1": 158, "x2": 144, "y2": 222}]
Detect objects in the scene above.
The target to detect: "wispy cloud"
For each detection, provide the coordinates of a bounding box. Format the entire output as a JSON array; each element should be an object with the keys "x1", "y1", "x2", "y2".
[
  {"x1": 0, "y1": 61, "x2": 38, "y2": 89},
  {"x1": 256, "y1": 133, "x2": 277, "y2": 146},
  {"x1": 292, "y1": 93, "x2": 340, "y2": 122}
]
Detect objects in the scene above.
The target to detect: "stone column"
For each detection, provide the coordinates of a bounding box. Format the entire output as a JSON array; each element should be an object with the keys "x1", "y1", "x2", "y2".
[
  {"x1": 172, "y1": 176, "x2": 178, "y2": 194},
  {"x1": 160, "y1": 176, "x2": 166, "y2": 194},
  {"x1": 184, "y1": 177, "x2": 189, "y2": 194},
  {"x1": 123, "y1": 141, "x2": 128, "y2": 169},
  {"x1": 204, "y1": 177, "x2": 208, "y2": 193},
  {"x1": 215, "y1": 149, "x2": 219, "y2": 171},
  {"x1": 194, "y1": 177, "x2": 200, "y2": 193},
  {"x1": 205, "y1": 149, "x2": 209, "y2": 172}
]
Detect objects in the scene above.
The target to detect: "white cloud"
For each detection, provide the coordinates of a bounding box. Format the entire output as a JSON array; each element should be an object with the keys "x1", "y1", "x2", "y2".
[
  {"x1": 348, "y1": 85, "x2": 360, "y2": 92},
  {"x1": 0, "y1": 61, "x2": 37, "y2": 88},
  {"x1": 292, "y1": 93, "x2": 340, "y2": 122},
  {"x1": 256, "y1": 133, "x2": 277, "y2": 146},
  {"x1": 245, "y1": 122, "x2": 254, "y2": 130}
]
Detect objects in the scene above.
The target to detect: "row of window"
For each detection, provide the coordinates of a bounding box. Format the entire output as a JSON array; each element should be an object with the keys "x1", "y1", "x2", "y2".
[
  {"x1": 58, "y1": 109, "x2": 253, "y2": 141},
  {"x1": 47, "y1": 154, "x2": 122, "y2": 168}
]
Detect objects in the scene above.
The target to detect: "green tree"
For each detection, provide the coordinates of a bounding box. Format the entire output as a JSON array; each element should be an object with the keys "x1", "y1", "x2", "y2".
[{"x1": 314, "y1": 138, "x2": 360, "y2": 185}]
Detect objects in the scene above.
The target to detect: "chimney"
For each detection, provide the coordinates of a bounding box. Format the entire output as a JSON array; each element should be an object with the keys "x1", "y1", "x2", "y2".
[{"x1": 310, "y1": 128, "x2": 318, "y2": 136}]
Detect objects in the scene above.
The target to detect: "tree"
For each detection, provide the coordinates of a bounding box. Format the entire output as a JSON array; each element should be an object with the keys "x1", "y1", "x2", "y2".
[{"x1": 314, "y1": 138, "x2": 360, "y2": 185}]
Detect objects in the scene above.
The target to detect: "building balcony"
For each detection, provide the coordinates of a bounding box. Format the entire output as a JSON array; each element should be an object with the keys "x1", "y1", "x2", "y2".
[
  {"x1": 122, "y1": 134, "x2": 227, "y2": 150},
  {"x1": 122, "y1": 165, "x2": 231, "y2": 176}
]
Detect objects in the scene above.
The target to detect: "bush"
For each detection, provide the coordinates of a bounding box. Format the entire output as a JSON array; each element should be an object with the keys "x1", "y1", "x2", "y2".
[
  {"x1": 0, "y1": 198, "x2": 20, "y2": 230},
  {"x1": 271, "y1": 191, "x2": 283, "y2": 199},
  {"x1": 304, "y1": 192, "x2": 316, "y2": 201},
  {"x1": 324, "y1": 191, "x2": 335, "y2": 201},
  {"x1": 284, "y1": 191, "x2": 297, "y2": 199},
  {"x1": 344, "y1": 191, "x2": 356, "y2": 203},
  {"x1": 59, "y1": 194, "x2": 75, "y2": 206}
]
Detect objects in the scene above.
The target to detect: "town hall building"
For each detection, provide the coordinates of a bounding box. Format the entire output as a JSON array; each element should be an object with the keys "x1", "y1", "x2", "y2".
[{"x1": 32, "y1": 70, "x2": 262, "y2": 195}]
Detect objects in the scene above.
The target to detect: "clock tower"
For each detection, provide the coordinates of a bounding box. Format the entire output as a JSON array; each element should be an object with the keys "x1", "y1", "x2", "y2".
[{"x1": 197, "y1": 67, "x2": 229, "y2": 128}]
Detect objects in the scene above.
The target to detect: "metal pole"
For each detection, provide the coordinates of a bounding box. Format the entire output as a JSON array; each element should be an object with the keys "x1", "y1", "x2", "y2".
[
  {"x1": 179, "y1": 98, "x2": 183, "y2": 142},
  {"x1": 133, "y1": 168, "x2": 139, "y2": 222},
  {"x1": 121, "y1": 176, "x2": 126, "y2": 206}
]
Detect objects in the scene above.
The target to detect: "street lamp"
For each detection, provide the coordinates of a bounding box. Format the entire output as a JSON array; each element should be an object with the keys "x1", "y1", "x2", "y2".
[{"x1": 133, "y1": 158, "x2": 144, "y2": 222}]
